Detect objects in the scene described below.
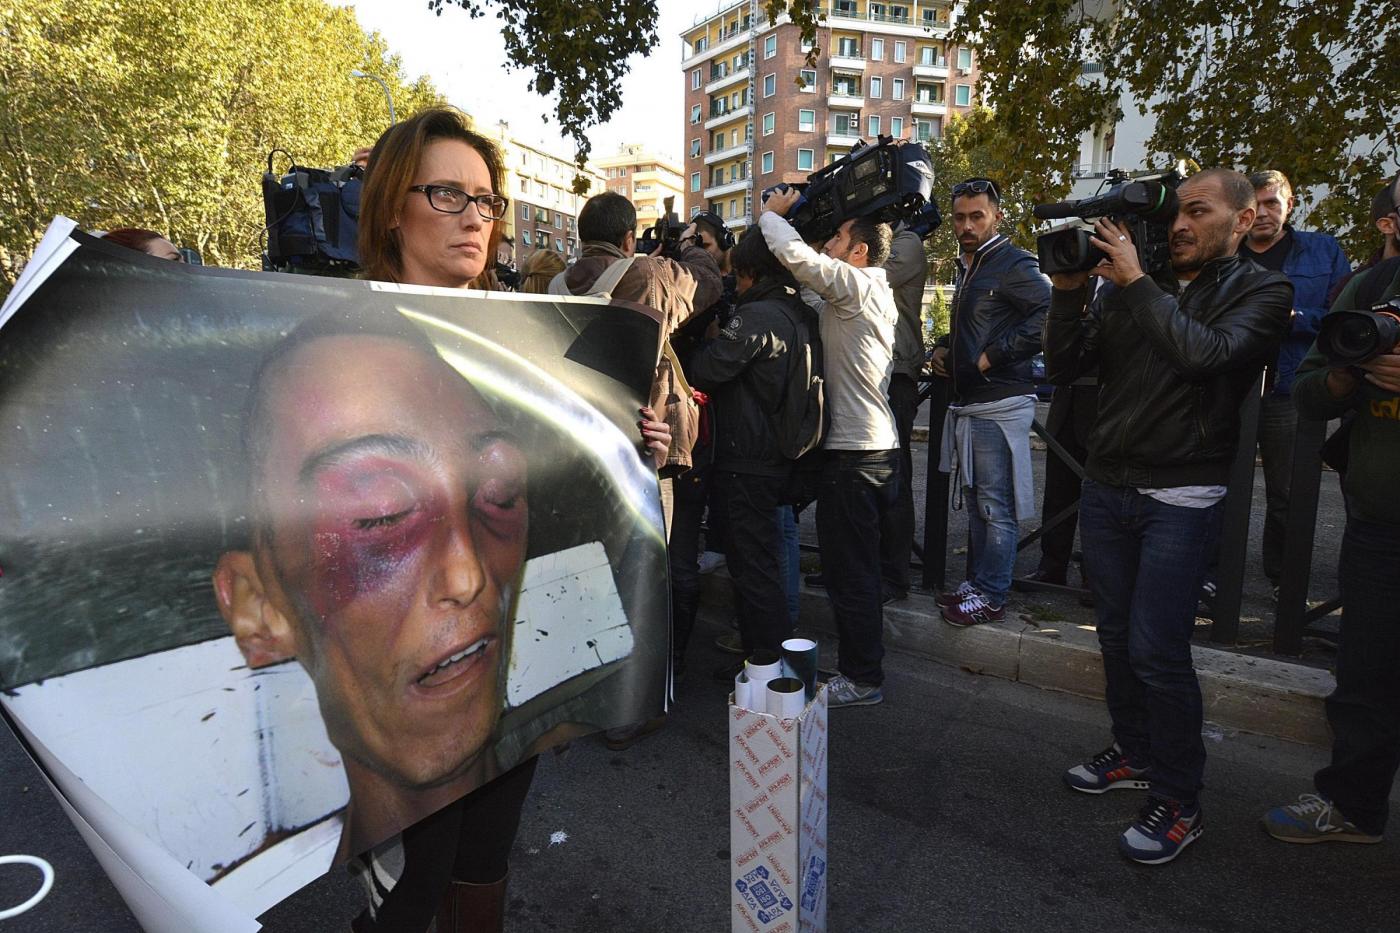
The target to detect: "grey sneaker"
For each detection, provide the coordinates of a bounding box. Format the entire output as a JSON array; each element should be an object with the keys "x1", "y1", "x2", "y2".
[
  {"x1": 826, "y1": 674, "x2": 883, "y2": 708},
  {"x1": 1261, "y1": 793, "x2": 1382, "y2": 844}
]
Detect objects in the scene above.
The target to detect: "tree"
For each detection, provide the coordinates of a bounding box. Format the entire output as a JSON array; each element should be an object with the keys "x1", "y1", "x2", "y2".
[
  {"x1": 0, "y1": 0, "x2": 442, "y2": 286},
  {"x1": 957, "y1": 0, "x2": 1400, "y2": 258}
]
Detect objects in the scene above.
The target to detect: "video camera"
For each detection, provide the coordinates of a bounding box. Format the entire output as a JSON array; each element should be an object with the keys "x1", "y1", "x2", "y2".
[
  {"x1": 1033, "y1": 164, "x2": 1188, "y2": 276},
  {"x1": 761, "y1": 136, "x2": 937, "y2": 243},
  {"x1": 1318, "y1": 298, "x2": 1400, "y2": 366},
  {"x1": 261, "y1": 150, "x2": 363, "y2": 276},
  {"x1": 636, "y1": 196, "x2": 689, "y2": 257}
]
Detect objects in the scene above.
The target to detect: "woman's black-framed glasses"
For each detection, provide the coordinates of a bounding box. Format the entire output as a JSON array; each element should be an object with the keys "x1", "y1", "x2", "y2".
[{"x1": 409, "y1": 184, "x2": 509, "y2": 221}]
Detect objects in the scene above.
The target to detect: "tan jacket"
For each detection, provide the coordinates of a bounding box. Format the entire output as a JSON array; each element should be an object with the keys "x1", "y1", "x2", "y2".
[{"x1": 565, "y1": 241, "x2": 722, "y2": 471}]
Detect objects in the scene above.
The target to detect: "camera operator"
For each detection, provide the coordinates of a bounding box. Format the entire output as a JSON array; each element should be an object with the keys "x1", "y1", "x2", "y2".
[
  {"x1": 930, "y1": 177, "x2": 1050, "y2": 627},
  {"x1": 1044, "y1": 168, "x2": 1292, "y2": 865},
  {"x1": 686, "y1": 229, "x2": 812, "y2": 672},
  {"x1": 1263, "y1": 173, "x2": 1400, "y2": 847},
  {"x1": 758, "y1": 186, "x2": 898, "y2": 709},
  {"x1": 879, "y1": 222, "x2": 931, "y2": 602}
]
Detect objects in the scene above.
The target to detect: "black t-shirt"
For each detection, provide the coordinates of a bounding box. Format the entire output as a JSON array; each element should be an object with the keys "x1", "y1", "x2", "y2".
[{"x1": 1244, "y1": 227, "x2": 1292, "y2": 272}]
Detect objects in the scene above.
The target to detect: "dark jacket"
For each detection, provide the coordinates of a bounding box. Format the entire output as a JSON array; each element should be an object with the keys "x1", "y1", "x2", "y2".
[
  {"x1": 884, "y1": 227, "x2": 930, "y2": 380},
  {"x1": 1043, "y1": 255, "x2": 1293, "y2": 488},
  {"x1": 1293, "y1": 259, "x2": 1400, "y2": 526},
  {"x1": 686, "y1": 276, "x2": 810, "y2": 476},
  {"x1": 1241, "y1": 227, "x2": 1350, "y2": 396},
  {"x1": 938, "y1": 236, "x2": 1050, "y2": 403}
]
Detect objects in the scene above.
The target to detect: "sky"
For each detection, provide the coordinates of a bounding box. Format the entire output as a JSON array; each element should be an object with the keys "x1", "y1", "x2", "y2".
[{"x1": 338, "y1": 0, "x2": 737, "y2": 166}]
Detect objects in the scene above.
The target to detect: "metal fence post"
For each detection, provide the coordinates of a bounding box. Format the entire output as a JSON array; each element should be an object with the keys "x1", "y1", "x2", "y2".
[
  {"x1": 920, "y1": 377, "x2": 950, "y2": 590},
  {"x1": 1273, "y1": 416, "x2": 1328, "y2": 655},
  {"x1": 1209, "y1": 374, "x2": 1263, "y2": 644}
]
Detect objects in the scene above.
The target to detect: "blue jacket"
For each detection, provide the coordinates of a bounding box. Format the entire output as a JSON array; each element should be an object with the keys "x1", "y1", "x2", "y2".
[{"x1": 1254, "y1": 228, "x2": 1350, "y2": 396}]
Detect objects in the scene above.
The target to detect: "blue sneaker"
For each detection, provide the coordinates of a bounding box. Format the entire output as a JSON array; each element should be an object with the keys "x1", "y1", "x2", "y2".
[
  {"x1": 1119, "y1": 797, "x2": 1202, "y2": 864},
  {"x1": 1063, "y1": 743, "x2": 1150, "y2": 794},
  {"x1": 1261, "y1": 793, "x2": 1382, "y2": 845}
]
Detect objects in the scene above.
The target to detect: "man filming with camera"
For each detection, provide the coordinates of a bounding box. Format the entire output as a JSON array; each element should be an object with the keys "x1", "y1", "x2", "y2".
[
  {"x1": 1263, "y1": 173, "x2": 1400, "y2": 847},
  {"x1": 1043, "y1": 168, "x2": 1292, "y2": 864}
]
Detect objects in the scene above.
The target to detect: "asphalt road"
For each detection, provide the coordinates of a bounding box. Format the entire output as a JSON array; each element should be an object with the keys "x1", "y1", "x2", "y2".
[{"x1": 4, "y1": 608, "x2": 1397, "y2": 932}]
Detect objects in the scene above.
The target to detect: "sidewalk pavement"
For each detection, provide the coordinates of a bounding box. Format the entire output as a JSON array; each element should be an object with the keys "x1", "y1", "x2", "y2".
[{"x1": 700, "y1": 576, "x2": 1336, "y2": 747}]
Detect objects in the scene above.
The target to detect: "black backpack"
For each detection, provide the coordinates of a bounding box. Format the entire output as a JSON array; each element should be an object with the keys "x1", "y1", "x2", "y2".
[{"x1": 771, "y1": 296, "x2": 825, "y2": 461}]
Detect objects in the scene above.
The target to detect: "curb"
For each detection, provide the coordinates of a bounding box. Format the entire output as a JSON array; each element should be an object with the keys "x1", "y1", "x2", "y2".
[{"x1": 699, "y1": 576, "x2": 1335, "y2": 747}]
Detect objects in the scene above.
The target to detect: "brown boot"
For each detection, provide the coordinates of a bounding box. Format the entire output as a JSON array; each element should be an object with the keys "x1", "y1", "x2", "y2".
[{"x1": 434, "y1": 875, "x2": 507, "y2": 933}]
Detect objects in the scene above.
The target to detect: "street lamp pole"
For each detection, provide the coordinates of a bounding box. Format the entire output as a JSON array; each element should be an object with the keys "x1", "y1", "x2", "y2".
[{"x1": 350, "y1": 70, "x2": 396, "y2": 125}]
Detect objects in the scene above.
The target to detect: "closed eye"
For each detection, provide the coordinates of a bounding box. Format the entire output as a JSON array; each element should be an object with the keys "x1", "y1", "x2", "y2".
[{"x1": 353, "y1": 508, "x2": 415, "y2": 530}]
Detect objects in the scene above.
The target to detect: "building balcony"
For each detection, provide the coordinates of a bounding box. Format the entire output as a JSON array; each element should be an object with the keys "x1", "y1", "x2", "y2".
[
  {"x1": 828, "y1": 92, "x2": 864, "y2": 110},
  {"x1": 913, "y1": 62, "x2": 949, "y2": 78},
  {"x1": 911, "y1": 99, "x2": 945, "y2": 116},
  {"x1": 826, "y1": 131, "x2": 862, "y2": 148},
  {"x1": 829, "y1": 54, "x2": 866, "y2": 71},
  {"x1": 681, "y1": 30, "x2": 750, "y2": 70},
  {"x1": 705, "y1": 66, "x2": 750, "y2": 95},
  {"x1": 726, "y1": 215, "x2": 750, "y2": 229},
  {"x1": 704, "y1": 177, "x2": 750, "y2": 199},
  {"x1": 705, "y1": 142, "x2": 751, "y2": 165},
  {"x1": 704, "y1": 104, "x2": 752, "y2": 130}
]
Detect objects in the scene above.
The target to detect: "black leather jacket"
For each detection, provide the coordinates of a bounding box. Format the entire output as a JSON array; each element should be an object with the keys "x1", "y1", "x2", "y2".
[
  {"x1": 687, "y1": 276, "x2": 811, "y2": 476},
  {"x1": 938, "y1": 236, "x2": 1051, "y2": 403},
  {"x1": 1043, "y1": 256, "x2": 1293, "y2": 488}
]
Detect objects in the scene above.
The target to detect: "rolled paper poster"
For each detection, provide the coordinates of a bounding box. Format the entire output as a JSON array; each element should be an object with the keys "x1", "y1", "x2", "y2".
[
  {"x1": 780, "y1": 637, "x2": 819, "y2": 701},
  {"x1": 733, "y1": 670, "x2": 753, "y2": 711},
  {"x1": 765, "y1": 677, "x2": 806, "y2": 721},
  {"x1": 744, "y1": 650, "x2": 782, "y2": 693}
]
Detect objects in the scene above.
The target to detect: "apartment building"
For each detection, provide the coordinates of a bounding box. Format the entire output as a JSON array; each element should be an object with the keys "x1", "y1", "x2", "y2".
[
  {"x1": 681, "y1": 0, "x2": 978, "y2": 230},
  {"x1": 486, "y1": 122, "x2": 607, "y2": 259},
  {"x1": 594, "y1": 144, "x2": 688, "y2": 235}
]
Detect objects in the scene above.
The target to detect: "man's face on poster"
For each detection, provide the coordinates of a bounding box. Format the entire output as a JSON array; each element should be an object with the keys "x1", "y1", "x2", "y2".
[{"x1": 216, "y1": 334, "x2": 528, "y2": 790}]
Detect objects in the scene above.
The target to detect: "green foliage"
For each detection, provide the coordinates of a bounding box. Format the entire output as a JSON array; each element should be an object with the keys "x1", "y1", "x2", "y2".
[
  {"x1": 0, "y1": 0, "x2": 442, "y2": 285},
  {"x1": 957, "y1": 0, "x2": 1400, "y2": 259},
  {"x1": 923, "y1": 285, "x2": 950, "y2": 348}
]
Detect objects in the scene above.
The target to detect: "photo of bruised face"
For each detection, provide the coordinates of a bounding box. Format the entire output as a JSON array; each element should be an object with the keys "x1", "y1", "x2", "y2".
[{"x1": 214, "y1": 325, "x2": 528, "y2": 813}]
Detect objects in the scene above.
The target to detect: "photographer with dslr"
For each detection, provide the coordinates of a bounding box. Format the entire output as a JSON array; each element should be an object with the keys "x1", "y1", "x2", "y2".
[
  {"x1": 1044, "y1": 168, "x2": 1292, "y2": 865},
  {"x1": 1262, "y1": 174, "x2": 1400, "y2": 847},
  {"x1": 758, "y1": 185, "x2": 898, "y2": 709},
  {"x1": 931, "y1": 177, "x2": 1050, "y2": 627}
]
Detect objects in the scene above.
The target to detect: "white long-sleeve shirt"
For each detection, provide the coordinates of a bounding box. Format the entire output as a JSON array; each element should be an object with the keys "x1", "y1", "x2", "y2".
[{"x1": 758, "y1": 211, "x2": 898, "y2": 451}]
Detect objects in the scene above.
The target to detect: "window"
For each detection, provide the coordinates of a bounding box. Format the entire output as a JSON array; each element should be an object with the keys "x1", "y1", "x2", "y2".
[
  {"x1": 832, "y1": 112, "x2": 856, "y2": 136},
  {"x1": 761, "y1": 151, "x2": 774, "y2": 174},
  {"x1": 762, "y1": 112, "x2": 775, "y2": 135},
  {"x1": 799, "y1": 68, "x2": 817, "y2": 91},
  {"x1": 892, "y1": 78, "x2": 905, "y2": 100},
  {"x1": 763, "y1": 73, "x2": 776, "y2": 97},
  {"x1": 567, "y1": 238, "x2": 576, "y2": 252},
  {"x1": 955, "y1": 83, "x2": 971, "y2": 106},
  {"x1": 618, "y1": 167, "x2": 627, "y2": 176},
  {"x1": 797, "y1": 148, "x2": 814, "y2": 171},
  {"x1": 535, "y1": 206, "x2": 550, "y2": 223},
  {"x1": 868, "y1": 115, "x2": 880, "y2": 136},
  {"x1": 690, "y1": 103, "x2": 701, "y2": 123},
  {"x1": 834, "y1": 75, "x2": 861, "y2": 97},
  {"x1": 713, "y1": 201, "x2": 724, "y2": 218},
  {"x1": 731, "y1": 128, "x2": 740, "y2": 146},
  {"x1": 894, "y1": 41, "x2": 907, "y2": 63},
  {"x1": 798, "y1": 108, "x2": 815, "y2": 131},
  {"x1": 870, "y1": 38, "x2": 884, "y2": 61},
  {"x1": 729, "y1": 198, "x2": 737, "y2": 219},
  {"x1": 690, "y1": 172, "x2": 700, "y2": 192},
  {"x1": 837, "y1": 36, "x2": 858, "y2": 57},
  {"x1": 869, "y1": 76, "x2": 882, "y2": 98},
  {"x1": 891, "y1": 117, "x2": 904, "y2": 137},
  {"x1": 519, "y1": 177, "x2": 530, "y2": 194},
  {"x1": 957, "y1": 47, "x2": 973, "y2": 70},
  {"x1": 919, "y1": 46, "x2": 936, "y2": 67},
  {"x1": 915, "y1": 120, "x2": 931, "y2": 142},
  {"x1": 694, "y1": 36, "x2": 708, "y2": 53},
  {"x1": 520, "y1": 203, "x2": 530, "y2": 220},
  {"x1": 521, "y1": 230, "x2": 532, "y2": 246},
  {"x1": 764, "y1": 34, "x2": 777, "y2": 58},
  {"x1": 690, "y1": 206, "x2": 702, "y2": 218},
  {"x1": 800, "y1": 36, "x2": 815, "y2": 52},
  {"x1": 690, "y1": 138, "x2": 701, "y2": 157},
  {"x1": 692, "y1": 68, "x2": 701, "y2": 89}
]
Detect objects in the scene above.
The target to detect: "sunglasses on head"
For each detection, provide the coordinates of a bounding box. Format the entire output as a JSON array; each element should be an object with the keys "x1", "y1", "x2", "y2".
[{"x1": 951, "y1": 179, "x2": 1000, "y2": 201}]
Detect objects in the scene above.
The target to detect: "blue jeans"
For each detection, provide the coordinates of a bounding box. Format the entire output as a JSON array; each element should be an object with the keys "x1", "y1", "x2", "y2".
[
  {"x1": 775, "y1": 505, "x2": 800, "y2": 623},
  {"x1": 966, "y1": 416, "x2": 1020, "y2": 605},
  {"x1": 1315, "y1": 517, "x2": 1400, "y2": 835},
  {"x1": 1079, "y1": 481, "x2": 1223, "y2": 804},
  {"x1": 817, "y1": 450, "x2": 899, "y2": 687}
]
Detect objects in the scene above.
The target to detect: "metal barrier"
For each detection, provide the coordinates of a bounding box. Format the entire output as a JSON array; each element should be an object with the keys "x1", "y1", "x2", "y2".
[{"x1": 1273, "y1": 415, "x2": 1341, "y2": 654}]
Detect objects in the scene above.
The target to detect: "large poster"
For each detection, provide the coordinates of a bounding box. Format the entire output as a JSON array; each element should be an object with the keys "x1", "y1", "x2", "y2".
[{"x1": 0, "y1": 222, "x2": 668, "y2": 930}]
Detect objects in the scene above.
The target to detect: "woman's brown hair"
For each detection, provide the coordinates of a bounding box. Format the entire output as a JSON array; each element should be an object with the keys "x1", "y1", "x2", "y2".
[
  {"x1": 518, "y1": 248, "x2": 566, "y2": 294},
  {"x1": 358, "y1": 107, "x2": 507, "y2": 288}
]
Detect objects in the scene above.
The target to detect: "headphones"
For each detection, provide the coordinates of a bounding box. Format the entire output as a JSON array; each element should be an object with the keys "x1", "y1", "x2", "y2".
[{"x1": 694, "y1": 211, "x2": 735, "y2": 251}]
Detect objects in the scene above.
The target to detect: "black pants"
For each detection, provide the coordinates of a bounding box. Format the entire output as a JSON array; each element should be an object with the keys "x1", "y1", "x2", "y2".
[
  {"x1": 668, "y1": 464, "x2": 711, "y2": 665},
  {"x1": 1315, "y1": 517, "x2": 1400, "y2": 835},
  {"x1": 718, "y1": 470, "x2": 792, "y2": 654},
  {"x1": 1037, "y1": 383, "x2": 1098, "y2": 580},
  {"x1": 818, "y1": 450, "x2": 899, "y2": 687},
  {"x1": 880, "y1": 373, "x2": 921, "y2": 593},
  {"x1": 366, "y1": 756, "x2": 539, "y2": 932}
]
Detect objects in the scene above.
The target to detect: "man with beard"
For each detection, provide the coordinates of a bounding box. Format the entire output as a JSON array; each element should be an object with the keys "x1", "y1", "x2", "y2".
[{"x1": 1043, "y1": 168, "x2": 1292, "y2": 864}]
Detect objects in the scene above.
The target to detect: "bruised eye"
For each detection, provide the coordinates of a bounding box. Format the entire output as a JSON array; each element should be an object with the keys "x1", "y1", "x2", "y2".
[
  {"x1": 353, "y1": 507, "x2": 417, "y2": 531},
  {"x1": 472, "y1": 440, "x2": 527, "y2": 535}
]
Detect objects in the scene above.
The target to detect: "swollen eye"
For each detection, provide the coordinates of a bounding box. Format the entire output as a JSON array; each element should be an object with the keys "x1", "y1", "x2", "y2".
[{"x1": 353, "y1": 508, "x2": 414, "y2": 530}]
